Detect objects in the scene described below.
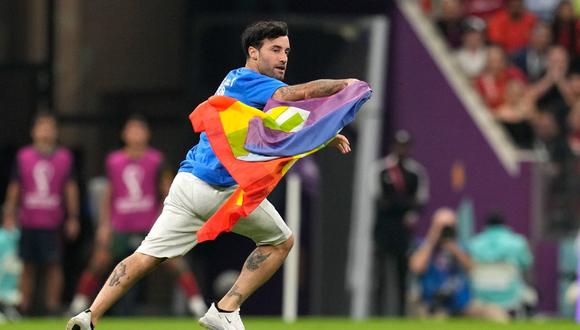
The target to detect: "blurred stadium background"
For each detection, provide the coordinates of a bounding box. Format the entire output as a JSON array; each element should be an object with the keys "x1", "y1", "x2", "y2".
[{"x1": 2, "y1": 0, "x2": 580, "y2": 328}]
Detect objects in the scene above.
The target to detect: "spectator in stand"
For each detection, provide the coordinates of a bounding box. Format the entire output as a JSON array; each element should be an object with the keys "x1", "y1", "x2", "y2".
[
  {"x1": 488, "y1": 0, "x2": 538, "y2": 54},
  {"x1": 551, "y1": 0, "x2": 580, "y2": 57},
  {"x1": 475, "y1": 45, "x2": 527, "y2": 109},
  {"x1": 512, "y1": 23, "x2": 552, "y2": 82},
  {"x1": 409, "y1": 208, "x2": 507, "y2": 321},
  {"x1": 455, "y1": 16, "x2": 489, "y2": 78},
  {"x1": 495, "y1": 79, "x2": 536, "y2": 148},
  {"x1": 463, "y1": 0, "x2": 506, "y2": 20},
  {"x1": 469, "y1": 211, "x2": 535, "y2": 314},
  {"x1": 528, "y1": 46, "x2": 570, "y2": 128},
  {"x1": 423, "y1": 0, "x2": 505, "y2": 20},
  {"x1": 2, "y1": 112, "x2": 80, "y2": 315},
  {"x1": 435, "y1": 0, "x2": 466, "y2": 49},
  {"x1": 525, "y1": 0, "x2": 561, "y2": 22}
]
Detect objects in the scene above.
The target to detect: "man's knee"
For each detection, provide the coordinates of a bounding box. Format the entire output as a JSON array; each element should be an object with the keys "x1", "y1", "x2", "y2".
[
  {"x1": 131, "y1": 252, "x2": 166, "y2": 270},
  {"x1": 276, "y1": 235, "x2": 294, "y2": 254}
]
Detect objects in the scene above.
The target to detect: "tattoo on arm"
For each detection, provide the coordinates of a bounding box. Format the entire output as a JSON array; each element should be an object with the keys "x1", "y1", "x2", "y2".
[
  {"x1": 275, "y1": 79, "x2": 347, "y2": 101},
  {"x1": 108, "y1": 262, "x2": 127, "y2": 287},
  {"x1": 244, "y1": 249, "x2": 272, "y2": 271},
  {"x1": 275, "y1": 85, "x2": 301, "y2": 100},
  {"x1": 307, "y1": 80, "x2": 345, "y2": 98},
  {"x1": 226, "y1": 284, "x2": 244, "y2": 305}
]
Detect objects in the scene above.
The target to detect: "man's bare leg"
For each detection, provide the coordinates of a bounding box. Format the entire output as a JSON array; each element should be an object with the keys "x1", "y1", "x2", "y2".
[
  {"x1": 19, "y1": 262, "x2": 35, "y2": 314},
  {"x1": 218, "y1": 235, "x2": 294, "y2": 311},
  {"x1": 45, "y1": 262, "x2": 64, "y2": 313},
  {"x1": 89, "y1": 252, "x2": 164, "y2": 325}
]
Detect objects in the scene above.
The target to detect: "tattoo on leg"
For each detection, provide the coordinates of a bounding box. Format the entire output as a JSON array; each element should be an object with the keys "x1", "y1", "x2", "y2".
[
  {"x1": 226, "y1": 284, "x2": 243, "y2": 305},
  {"x1": 108, "y1": 262, "x2": 127, "y2": 287},
  {"x1": 244, "y1": 249, "x2": 271, "y2": 271}
]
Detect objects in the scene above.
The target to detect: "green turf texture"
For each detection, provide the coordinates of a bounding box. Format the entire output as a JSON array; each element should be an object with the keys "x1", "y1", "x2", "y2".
[{"x1": 2, "y1": 317, "x2": 579, "y2": 330}]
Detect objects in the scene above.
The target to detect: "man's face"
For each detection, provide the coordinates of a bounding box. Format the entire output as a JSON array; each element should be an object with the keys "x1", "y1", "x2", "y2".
[
  {"x1": 530, "y1": 25, "x2": 551, "y2": 51},
  {"x1": 463, "y1": 30, "x2": 483, "y2": 49},
  {"x1": 31, "y1": 117, "x2": 58, "y2": 145},
  {"x1": 486, "y1": 47, "x2": 507, "y2": 74},
  {"x1": 393, "y1": 142, "x2": 411, "y2": 160},
  {"x1": 547, "y1": 47, "x2": 568, "y2": 72},
  {"x1": 558, "y1": 2, "x2": 574, "y2": 21},
  {"x1": 441, "y1": 0, "x2": 463, "y2": 20},
  {"x1": 251, "y1": 36, "x2": 290, "y2": 80},
  {"x1": 122, "y1": 120, "x2": 150, "y2": 148}
]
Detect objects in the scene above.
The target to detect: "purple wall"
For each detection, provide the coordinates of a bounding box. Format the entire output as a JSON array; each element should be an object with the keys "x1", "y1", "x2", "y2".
[
  {"x1": 387, "y1": 6, "x2": 557, "y2": 311},
  {"x1": 387, "y1": 8, "x2": 531, "y2": 235}
]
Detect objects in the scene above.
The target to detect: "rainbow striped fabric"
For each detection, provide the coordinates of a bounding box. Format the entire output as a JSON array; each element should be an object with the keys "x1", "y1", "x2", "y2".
[{"x1": 190, "y1": 81, "x2": 372, "y2": 242}]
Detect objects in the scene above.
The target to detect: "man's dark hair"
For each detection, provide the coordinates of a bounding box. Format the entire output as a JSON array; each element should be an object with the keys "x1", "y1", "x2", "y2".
[
  {"x1": 125, "y1": 113, "x2": 149, "y2": 127},
  {"x1": 241, "y1": 21, "x2": 288, "y2": 58},
  {"x1": 32, "y1": 110, "x2": 57, "y2": 127},
  {"x1": 485, "y1": 210, "x2": 506, "y2": 227}
]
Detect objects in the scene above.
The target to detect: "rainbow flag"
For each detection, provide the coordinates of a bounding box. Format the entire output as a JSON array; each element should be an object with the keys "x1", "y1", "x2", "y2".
[{"x1": 190, "y1": 81, "x2": 372, "y2": 242}]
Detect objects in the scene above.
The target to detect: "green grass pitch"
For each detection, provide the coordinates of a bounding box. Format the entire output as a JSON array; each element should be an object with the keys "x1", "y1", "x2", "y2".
[{"x1": 2, "y1": 317, "x2": 579, "y2": 330}]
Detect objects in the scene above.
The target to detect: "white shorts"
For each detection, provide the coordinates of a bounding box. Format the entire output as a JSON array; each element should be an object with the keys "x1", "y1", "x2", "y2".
[{"x1": 136, "y1": 172, "x2": 292, "y2": 258}]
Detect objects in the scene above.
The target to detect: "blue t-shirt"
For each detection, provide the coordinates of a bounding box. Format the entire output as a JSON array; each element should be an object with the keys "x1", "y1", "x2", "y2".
[
  {"x1": 179, "y1": 68, "x2": 287, "y2": 186},
  {"x1": 417, "y1": 242, "x2": 471, "y2": 313}
]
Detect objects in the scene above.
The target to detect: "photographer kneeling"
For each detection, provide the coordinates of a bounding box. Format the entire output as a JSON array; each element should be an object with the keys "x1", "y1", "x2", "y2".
[{"x1": 408, "y1": 208, "x2": 508, "y2": 322}]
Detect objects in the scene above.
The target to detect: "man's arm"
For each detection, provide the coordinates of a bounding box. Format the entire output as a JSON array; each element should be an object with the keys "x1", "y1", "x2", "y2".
[
  {"x1": 64, "y1": 179, "x2": 81, "y2": 240},
  {"x1": 409, "y1": 239, "x2": 436, "y2": 275},
  {"x1": 95, "y1": 183, "x2": 112, "y2": 247},
  {"x1": 409, "y1": 213, "x2": 451, "y2": 274},
  {"x1": 516, "y1": 238, "x2": 533, "y2": 270},
  {"x1": 328, "y1": 134, "x2": 351, "y2": 154},
  {"x1": 272, "y1": 79, "x2": 357, "y2": 101},
  {"x1": 409, "y1": 224, "x2": 442, "y2": 274},
  {"x1": 273, "y1": 79, "x2": 358, "y2": 154},
  {"x1": 443, "y1": 242, "x2": 474, "y2": 272}
]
